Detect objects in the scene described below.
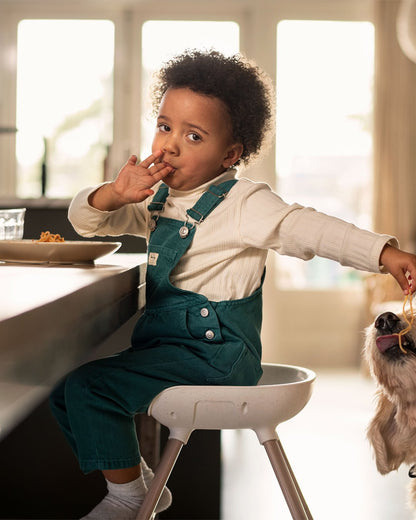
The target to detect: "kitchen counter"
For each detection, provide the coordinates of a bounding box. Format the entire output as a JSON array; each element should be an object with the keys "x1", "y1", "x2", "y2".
[
  {"x1": 0, "y1": 253, "x2": 146, "y2": 439},
  {"x1": 0, "y1": 251, "x2": 221, "y2": 520}
]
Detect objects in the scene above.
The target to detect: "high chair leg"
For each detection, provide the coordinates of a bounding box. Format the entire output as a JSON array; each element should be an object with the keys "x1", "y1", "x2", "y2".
[
  {"x1": 274, "y1": 437, "x2": 313, "y2": 520},
  {"x1": 263, "y1": 437, "x2": 313, "y2": 520},
  {"x1": 136, "y1": 438, "x2": 184, "y2": 520}
]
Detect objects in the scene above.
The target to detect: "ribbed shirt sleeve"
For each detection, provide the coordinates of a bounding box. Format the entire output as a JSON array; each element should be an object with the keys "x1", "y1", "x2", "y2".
[
  {"x1": 66, "y1": 175, "x2": 398, "y2": 301},
  {"x1": 68, "y1": 183, "x2": 148, "y2": 238},
  {"x1": 238, "y1": 180, "x2": 398, "y2": 274}
]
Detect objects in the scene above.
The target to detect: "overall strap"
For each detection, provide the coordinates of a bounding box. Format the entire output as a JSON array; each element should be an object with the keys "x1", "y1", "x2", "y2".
[
  {"x1": 186, "y1": 179, "x2": 237, "y2": 223},
  {"x1": 147, "y1": 183, "x2": 169, "y2": 212}
]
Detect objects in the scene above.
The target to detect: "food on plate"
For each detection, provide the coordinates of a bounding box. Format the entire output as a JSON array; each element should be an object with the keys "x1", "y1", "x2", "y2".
[{"x1": 36, "y1": 231, "x2": 65, "y2": 242}]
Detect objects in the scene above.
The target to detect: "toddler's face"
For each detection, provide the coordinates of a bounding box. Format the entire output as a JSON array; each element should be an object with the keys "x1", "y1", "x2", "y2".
[{"x1": 152, "y1": 87, "x2": 242, "y2": 191}]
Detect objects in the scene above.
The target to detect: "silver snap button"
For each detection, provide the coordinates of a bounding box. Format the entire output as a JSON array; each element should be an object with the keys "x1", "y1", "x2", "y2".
[
  {"x1": 205, "y1": 330, "x2": 215, "y2": 340},
  {"x1": 179, "y1": 226, "x2": 189, "y2": 238},
  {"x1": 200, "y1": 307, "x2": 209, "y2": 317}
]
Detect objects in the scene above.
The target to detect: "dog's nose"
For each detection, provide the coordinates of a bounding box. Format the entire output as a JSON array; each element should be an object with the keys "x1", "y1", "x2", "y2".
[{"x1": 375, "y1": 311, "x2": 400, "y2": 333}]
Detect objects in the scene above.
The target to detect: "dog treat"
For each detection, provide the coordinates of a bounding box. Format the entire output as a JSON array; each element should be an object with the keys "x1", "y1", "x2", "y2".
[{"x1": 394, "y1": 291, "x2": 414, "y2": 354}]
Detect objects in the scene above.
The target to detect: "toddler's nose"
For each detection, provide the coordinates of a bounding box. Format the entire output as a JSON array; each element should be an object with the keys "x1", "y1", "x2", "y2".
[{"x1": 162, "y1": 136, "x2": 179, "y2": 155}]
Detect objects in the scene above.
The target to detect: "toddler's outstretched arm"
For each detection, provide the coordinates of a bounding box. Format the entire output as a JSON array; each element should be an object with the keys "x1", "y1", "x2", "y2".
[
  {"x1": 380, "y1": 244, "x2": 416, "y2": 294},
  {"x1": 89, "y1": 151, "x2": 174, "y2": 211}
]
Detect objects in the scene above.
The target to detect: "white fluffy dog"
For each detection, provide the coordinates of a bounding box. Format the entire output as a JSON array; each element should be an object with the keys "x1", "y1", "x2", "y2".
[{"x1": 365, "y1": 301, "x2": 416, "y2": 507}]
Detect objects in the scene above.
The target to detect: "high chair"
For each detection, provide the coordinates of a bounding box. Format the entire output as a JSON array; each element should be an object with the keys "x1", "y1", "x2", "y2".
[{"x1": 137, "y1": 363, "x2": 316, "y2": 520}]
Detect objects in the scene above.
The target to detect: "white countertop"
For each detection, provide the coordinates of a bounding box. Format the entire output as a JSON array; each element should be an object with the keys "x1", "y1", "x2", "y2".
[{"x1": 0, "y1": 253, "x2": 147, "y2": 438}]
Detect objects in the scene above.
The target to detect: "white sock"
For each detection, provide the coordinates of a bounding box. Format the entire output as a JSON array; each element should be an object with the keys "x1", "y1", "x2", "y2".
[
  {"x1": 141, "y1": 458, "x2": 173, "y2": 513},
  {"x1": 80, "y1": 475, "x2": 147, "y2": 520}
]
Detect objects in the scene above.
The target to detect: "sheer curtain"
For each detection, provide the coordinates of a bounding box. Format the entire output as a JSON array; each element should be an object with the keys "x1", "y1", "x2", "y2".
[
  {"x1": 366, "y1": 0, "x2": 416, "y2": 308},
  {"x1": 373, "y1": 0, "x2": 416, "y2": 252}
]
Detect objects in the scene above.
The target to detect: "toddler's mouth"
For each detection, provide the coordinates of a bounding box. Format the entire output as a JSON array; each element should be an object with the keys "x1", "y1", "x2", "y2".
[
  {"x1": 164, "y1": 162, "x2": 176, "y2": 174},
  {"x1": 154, "y1": 154, "x2": 175, "y2": 174}
]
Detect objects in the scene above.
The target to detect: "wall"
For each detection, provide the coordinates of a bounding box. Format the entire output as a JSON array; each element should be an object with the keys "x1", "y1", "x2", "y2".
[{"x1": 262, "y1": 283, "x2": 367, "y2": 368}]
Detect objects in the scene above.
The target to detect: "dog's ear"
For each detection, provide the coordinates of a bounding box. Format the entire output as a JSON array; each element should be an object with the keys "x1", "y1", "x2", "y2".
[
  {"x1": 367, "y1": 391, "x2": 401, "y2": 474},
  {"x1": 395, "y1": 401, "x2": 416, "y2": 430}
]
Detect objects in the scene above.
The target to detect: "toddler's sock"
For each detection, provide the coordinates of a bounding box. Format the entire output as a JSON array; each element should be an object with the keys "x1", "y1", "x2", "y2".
[
  {"x1": 141, "y1": 458, "x2": 173, "y2": 512},
  {"x1": 80, "y1": 475, "x2": 147, "y2": 520}
]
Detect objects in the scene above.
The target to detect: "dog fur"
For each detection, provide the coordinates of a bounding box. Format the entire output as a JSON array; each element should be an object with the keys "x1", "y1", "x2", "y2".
[{"x1": 365, "y1": 300, "x2": 416, "y2": 507}]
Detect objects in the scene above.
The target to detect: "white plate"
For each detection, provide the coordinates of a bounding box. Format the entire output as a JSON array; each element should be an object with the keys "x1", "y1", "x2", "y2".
[{"x1": 0, "y1": 240, "x2": 121, "y2": 264}]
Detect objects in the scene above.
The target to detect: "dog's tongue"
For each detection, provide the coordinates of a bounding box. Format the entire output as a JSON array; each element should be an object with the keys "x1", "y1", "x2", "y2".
[{"x1": 376, "y1": 334, "x2": 399, "y2": 353}]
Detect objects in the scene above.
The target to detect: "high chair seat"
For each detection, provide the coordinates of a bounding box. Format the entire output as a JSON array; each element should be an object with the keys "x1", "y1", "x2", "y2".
[{"x1": 137, "y1": 363, "x2": 316, "y2": 520}]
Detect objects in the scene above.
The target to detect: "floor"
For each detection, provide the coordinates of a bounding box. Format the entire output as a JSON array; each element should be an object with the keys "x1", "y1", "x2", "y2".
[{"x1": 221, "y1": 370, "x2": 415, "y2": 520}]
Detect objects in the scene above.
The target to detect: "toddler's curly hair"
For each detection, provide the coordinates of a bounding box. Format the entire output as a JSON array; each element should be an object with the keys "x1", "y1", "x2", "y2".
[{"x1": 151, "y1": 49, "x2": 274, "y2": 166}]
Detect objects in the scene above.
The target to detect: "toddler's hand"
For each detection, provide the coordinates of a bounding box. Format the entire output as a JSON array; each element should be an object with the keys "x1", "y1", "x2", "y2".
[
  {"x1": 89, "y1": 151, "x2": 174, "y2": 211},
  {"x1": 380, "y1": 245, "x2": 416, "y2": 294},
  {"x1": 112, "y1": 151, "x2": 174, "y2": 204}
]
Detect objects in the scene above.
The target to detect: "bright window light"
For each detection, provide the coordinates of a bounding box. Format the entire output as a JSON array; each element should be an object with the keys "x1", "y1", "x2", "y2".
[
  {"x1": 275, "y1": 20, "x2": 375, "y2": 289},
  {"x1": 16, "y1": 20, "x2": 114, "y2": 198}
]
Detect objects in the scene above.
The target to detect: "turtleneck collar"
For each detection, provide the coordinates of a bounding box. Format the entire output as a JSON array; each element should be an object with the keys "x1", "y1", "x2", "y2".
[{"x1": 168, "y1": 169, "x2": 238, "y2": 199}]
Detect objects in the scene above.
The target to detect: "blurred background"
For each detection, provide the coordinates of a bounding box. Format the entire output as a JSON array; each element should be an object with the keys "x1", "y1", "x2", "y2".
[{"x1": 1, "y1": 0, "x2": 416, "y2": 518}]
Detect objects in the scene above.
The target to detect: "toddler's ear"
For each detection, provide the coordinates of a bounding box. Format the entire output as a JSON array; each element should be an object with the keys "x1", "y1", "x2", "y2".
[{"x1": 223, "y1": 143, "x2": 244, "y2": 168}]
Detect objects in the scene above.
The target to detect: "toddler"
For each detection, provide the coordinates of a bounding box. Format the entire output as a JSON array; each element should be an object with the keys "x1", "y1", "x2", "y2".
[{"x1": 50, "y1": 49, "x2": 416, "y2": 520}]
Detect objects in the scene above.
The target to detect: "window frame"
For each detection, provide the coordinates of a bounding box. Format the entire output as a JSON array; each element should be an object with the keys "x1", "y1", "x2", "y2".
[
  {"x1": 0, "y1": 1, "x2": 249, "y2": 199},
  {"x1": 0, "y1": 0, "x2": 373, "y2": 200}
]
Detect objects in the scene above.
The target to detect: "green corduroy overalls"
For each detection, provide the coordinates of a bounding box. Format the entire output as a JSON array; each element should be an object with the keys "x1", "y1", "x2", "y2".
[{"x1": 50, "y1": 179, "x2": 263, "y2": 473}]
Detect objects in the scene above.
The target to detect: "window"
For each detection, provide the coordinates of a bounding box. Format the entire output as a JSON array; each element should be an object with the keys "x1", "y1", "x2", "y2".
[
  {"x1": 140, "y1": 20, "x2": 239, "y2": 156},
  {"x1": 16, "y1": 19, "x2": 114, "y2": 198},
  {"x1": 275, "y1": 20, "x2": 375, "y2": 289}
]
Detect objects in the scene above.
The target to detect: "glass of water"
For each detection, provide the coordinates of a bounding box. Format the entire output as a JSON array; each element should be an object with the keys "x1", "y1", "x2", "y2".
[{"x1": 0, "y1": 208, "x2": 26, "y2": 240}]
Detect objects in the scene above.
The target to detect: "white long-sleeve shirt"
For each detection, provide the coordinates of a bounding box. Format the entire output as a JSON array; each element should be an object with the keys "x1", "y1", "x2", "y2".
[{"x1": 68, "y1": 169, "x2": 397, "y2": 302}]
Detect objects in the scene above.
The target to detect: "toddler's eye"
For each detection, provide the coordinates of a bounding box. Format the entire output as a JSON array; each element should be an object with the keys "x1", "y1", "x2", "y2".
[
  {"x1": 188, "y1": 133, "x2": 201, "y2": 142},
  {"x1": 158, "y1": 123, "x2": 170, "y2": 132}
]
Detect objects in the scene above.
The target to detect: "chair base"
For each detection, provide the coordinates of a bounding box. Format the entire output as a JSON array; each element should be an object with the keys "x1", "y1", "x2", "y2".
[
  {"x1": 263, "y1": 436, "x2": 313, "y2": 519},
  {"x1": 136, "y1": 433, "x2": 313, "y2": 520},
  {"x1": 137, "y1": 438, "x2": 184, "y2": 520}
]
